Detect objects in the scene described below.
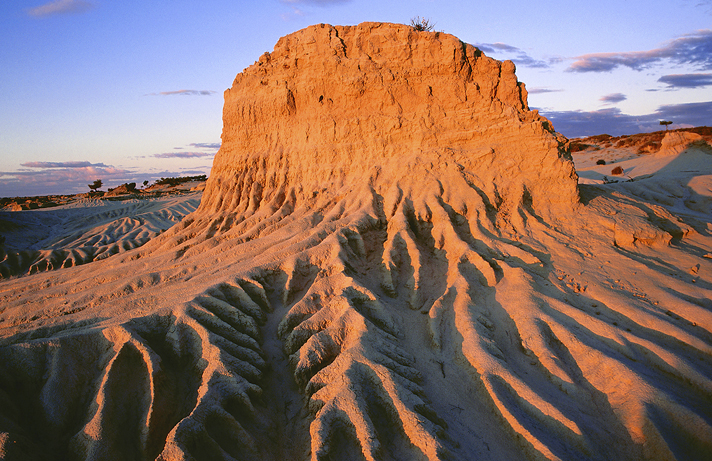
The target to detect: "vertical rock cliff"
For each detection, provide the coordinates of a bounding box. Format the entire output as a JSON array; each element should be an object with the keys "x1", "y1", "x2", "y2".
[{"x1": 200, "y1": 22, "x2": 578, "y2": 221}]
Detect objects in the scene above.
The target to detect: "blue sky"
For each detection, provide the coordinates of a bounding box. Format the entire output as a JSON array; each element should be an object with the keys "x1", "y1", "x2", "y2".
[{"x1": 1, "y1": 0, "x2": 711, "y2": 197}]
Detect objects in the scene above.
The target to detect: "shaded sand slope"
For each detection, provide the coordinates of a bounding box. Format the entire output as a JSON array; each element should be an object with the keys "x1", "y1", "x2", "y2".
[
  {"x1": 0, "y1": 193, "x2": 201, "y2": 278},
  {"x1": 1, "y1": 23, "x2": 712, "y2": 461}
]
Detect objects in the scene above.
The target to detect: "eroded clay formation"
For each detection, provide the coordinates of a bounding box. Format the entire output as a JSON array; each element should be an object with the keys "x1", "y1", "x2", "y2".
[{"x1": 1, "y1": 23, "x2": 711, "y2": 461}]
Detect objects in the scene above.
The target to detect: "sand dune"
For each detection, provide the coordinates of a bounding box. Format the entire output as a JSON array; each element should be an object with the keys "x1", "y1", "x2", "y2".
[{"x1": 1, "y1": 23, "x2": 711, "y2": 461}]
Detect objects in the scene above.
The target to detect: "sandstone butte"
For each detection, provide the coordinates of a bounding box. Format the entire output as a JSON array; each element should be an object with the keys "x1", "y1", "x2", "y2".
[{"x1": 1, "y1": 22, "x2": 711, "y2": 461}]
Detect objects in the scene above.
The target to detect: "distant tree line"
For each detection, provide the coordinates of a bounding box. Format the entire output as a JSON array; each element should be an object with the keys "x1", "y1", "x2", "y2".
[
  {"x1": 154, "y1": 175, "x2": 207, "y2": 186},
  {"x1": 87, "y1": 175, "x2": 207, "y2": 193}
]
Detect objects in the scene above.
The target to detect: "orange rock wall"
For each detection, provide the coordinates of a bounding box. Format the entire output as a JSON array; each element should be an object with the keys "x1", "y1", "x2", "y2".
[{"x1": 201, "y1": 22, "x2": 577, "y2": 216}]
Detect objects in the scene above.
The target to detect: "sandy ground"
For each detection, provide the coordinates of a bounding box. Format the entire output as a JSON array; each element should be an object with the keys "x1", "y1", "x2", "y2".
[
  {"x1": 0, "y1": 191, "x2": 202, "y2": 278},
  {"x1": 0, "y1": 133, "x2": 710, "y2": 460}
]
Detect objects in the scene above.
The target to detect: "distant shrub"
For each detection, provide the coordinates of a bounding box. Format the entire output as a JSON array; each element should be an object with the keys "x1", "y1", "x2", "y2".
[
  {"x1": 614, "y1": 132, "x2": 664, "y2": 149},
  {"x1": 410, "y1": 16, "x2": 435, "y2": 32},
  {"x1": 155, "y1": 175, "x2": 207, "y2": 186},
  {"x1": 569, "y1": 142, "x2": 591, "y2": 152},
  {"x1": 88, "y1": 179, "x2": 103, "y2": 192},
  {"x1": 637, "y1": 140, "x2": 660, "y2": 154},
  {"x1": 588, "y1": 134, "x2": 612, "y2": 142},
  {"x1": 108, "y1": 182, "x2": 137, "y2": 193},
  {"x1": 685, "y1": 126, "x2": 712, "y2": 136},
  {"x1": 611, "y1": 166, "x2": 624, "y2": 175},
  {"x1": 596, "y1": 159, "x2": 606, "y2": 165}
]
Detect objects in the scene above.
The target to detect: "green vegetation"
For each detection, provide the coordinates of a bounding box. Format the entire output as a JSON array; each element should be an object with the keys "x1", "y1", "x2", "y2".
[
  {"x1": 88, "y1": 179, "x2": 103, "y2": 192},
  {"x1": 108, "y1": 182, "x2": 137, "y2": 193}
]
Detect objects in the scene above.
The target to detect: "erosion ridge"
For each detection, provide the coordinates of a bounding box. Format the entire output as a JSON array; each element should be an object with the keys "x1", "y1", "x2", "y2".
[{"x1": 1, "y1": 22, "x2": 711, "y2": 461}]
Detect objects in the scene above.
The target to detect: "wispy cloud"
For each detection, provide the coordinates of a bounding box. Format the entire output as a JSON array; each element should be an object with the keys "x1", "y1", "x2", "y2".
[
  {"x1": 152, "y1": 142, "x2": 220, "y2": 160},
  {"x1": 188, "y1": 142, "x2": 221, "y2": 149},
  {"x1": 599, "y1": 93, "x2": 627, "y2": 104},
  {"x1": 21, "y1": 161, "x2": 108, "y2": 168},
  {"x1": 568, "y1": 29, "x2": 712, "y2": 72},
  {"x1": 146, "y1": 90, "x2": 216, "y2": 96},
  {"x1": 658, "y1": 73, "x2": 712, "y2": 88},
  {"x1": 656, "y1": 100, "x2": 712, "y2": 120},
  {"x1": 476, "y1": 42, "x2": 550, "y2": 68},
  {"x1": 527, "y1": 87, "x2": 563, "y2": 94},
  {"x1": 278, "y1": 0, "x2": 349, "y2": 21},
  {"x1": 28, "y1": 0, "x2": 94, "y2": 17},
  {"x1": 539, "y1": 100, "x2": 712, "y2": 137},
  {"x1": 154, "y1": 152, "x2": 216, "y2": 159},
  {"x1": 478, "y1": 43, "x2": 519, "y2": 53}
]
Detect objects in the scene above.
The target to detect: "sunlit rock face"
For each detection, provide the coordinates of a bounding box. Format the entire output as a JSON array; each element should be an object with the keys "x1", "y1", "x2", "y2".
[
  {"x1": 200, "y1": 22, "x2": 578, "y2": 220},
  {"x1": 2, "y1": 22, "x2": 711, "y2": 461}
]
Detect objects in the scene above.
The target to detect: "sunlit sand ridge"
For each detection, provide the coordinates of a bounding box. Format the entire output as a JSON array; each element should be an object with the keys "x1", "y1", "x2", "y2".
[{"x1": 1, "y1": 22, "x2": 711, "y2": 461}]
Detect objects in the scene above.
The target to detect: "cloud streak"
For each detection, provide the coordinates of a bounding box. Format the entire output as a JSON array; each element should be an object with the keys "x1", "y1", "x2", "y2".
[
  {"x1": 147, "y1": 90, "x2": 216, "y2": 96},
  {"x1": 154, "y1": 152, "x2": 216, "y2": 159},
  {"x1": 187, "y1": 143, "x2": 221, "y2": 149},
  {"x1": 155, "y1": 142, "x2": 220, "y2": 159},
  {"x1": 28, "y1": 0, "x2": 94, "y2": 17},
  {"x1": 21, "y1": 161, "x2": 108, "y2": 168},
  {"x1": 476, "y1": 42, "x2": 550, "y2": 68},
  {"x1": 599, "y1": 93, "x2": 627, "y2": 104},
  {"x1": 539, "y1": 100, "x2": 712, "y2": 137},
  {"x1": 527, "y1": 87, "x2": 564, "y2": 94},
  {"x1": 658, "y1": 73, "x2": 712, "y2": 88},
  {"x1": 568, "y1": 29, "x2": 712, "y2": 72}
]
